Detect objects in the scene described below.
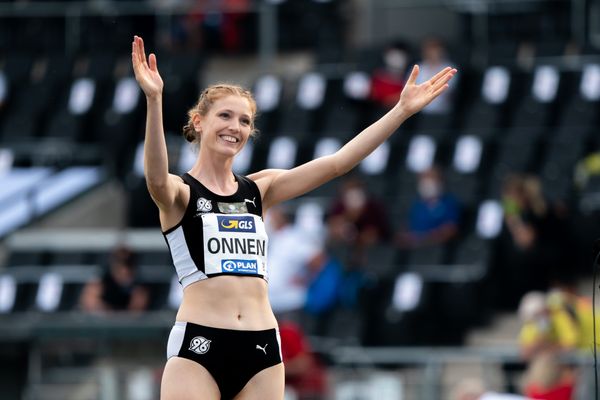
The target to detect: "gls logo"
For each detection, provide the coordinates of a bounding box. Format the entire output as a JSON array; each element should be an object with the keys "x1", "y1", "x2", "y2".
[
  {"x1": 217, "y1": 216, "x2": 255, "y2": 233},
  {"x1": 222, "y1": 259, "x2": 258, "y2": 274}
]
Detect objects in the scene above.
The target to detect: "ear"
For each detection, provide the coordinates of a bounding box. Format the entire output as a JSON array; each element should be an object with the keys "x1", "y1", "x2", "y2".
[{"x1": 192, "y1": 113, "x2": 202, "y2": 133}]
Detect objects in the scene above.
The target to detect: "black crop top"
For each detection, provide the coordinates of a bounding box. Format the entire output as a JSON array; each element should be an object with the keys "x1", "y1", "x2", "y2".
[{"x1": 163, "y1": 173, "x2": 269, "y2": 288}]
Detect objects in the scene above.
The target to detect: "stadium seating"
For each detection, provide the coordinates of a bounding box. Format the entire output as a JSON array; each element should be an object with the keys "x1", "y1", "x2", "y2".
[{"x1": 1, "y1": 23, "x2": 599, "y2": 349}]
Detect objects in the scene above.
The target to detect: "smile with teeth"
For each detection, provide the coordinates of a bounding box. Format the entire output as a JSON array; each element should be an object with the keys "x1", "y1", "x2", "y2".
[{"x1": 220, "y1": 135, "x2": 239, "y2": 143}]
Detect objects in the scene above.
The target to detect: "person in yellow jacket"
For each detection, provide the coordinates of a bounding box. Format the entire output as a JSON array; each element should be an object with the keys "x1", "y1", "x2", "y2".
[
  {"x1": 547, "y1": 286, "x2": 599, "y2": 352},
  {"x1": 518, "y1": 288, "x2": 599, "y2": 360}
]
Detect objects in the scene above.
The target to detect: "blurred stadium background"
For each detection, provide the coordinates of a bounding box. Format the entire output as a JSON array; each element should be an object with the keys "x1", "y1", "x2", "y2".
[{"x1": 1, "y1": 0, "x2": 600, "y2": 399}]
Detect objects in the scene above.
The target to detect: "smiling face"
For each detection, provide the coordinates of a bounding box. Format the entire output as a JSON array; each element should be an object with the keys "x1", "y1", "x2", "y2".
[{"x1": 193, "y1": 95, "x2": 254, "y2": 157}]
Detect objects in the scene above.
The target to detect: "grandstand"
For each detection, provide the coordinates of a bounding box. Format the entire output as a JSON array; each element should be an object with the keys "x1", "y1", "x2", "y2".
[{"x1": 0, "y1": 0, "x2": 598, "y2": 399}]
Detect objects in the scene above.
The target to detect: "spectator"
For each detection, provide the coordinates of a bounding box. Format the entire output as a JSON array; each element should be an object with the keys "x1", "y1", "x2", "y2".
[
  {"x1": 396, "y1": 166, "x2": 461, "y2": 249},
  {"x1": 266, "y1": 205, "x2": 323, "y2": 320},
  {"x1": 327, "y1": 175, "x2": 392, "y2": 249},
  {"x1": 522, "y1": 351, "x2": 575, "y2": 400},
  {"x1": 517, "y1": 291, "x2": 580, "y2": 360},
  {"x1": 494, "y1": 174, "x2": 572, "y2": 308},
  {"x1": 369, "y1": 41, "x2": 411, "y2": 109},
  {"x1": 547, "y1": 284, "x2": 600, "y2": 352},
  {"x1": 164, "y1": 0, "x2": 252, "y2": 53},
  {"x1": 279, "y1": 320, "x2": 328, "y2": 400},
  {"x1": 79, "y1": 245, "x2": 149, "y2": 313},
  {"x1": 415, "y1": 37, "x2": 456, "y2": 114}
]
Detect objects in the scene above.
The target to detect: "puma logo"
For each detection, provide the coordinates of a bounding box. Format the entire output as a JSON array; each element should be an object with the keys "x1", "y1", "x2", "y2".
[
  {"x1": 244, "y1": 197, "x2": 256, "y2": 208},
  {"x1": 256, "y1": 343, "x2": 268, "y2": 355}
]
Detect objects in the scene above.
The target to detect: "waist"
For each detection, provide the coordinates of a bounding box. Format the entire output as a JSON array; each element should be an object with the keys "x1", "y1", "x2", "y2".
[{"x1": 176, "y1": 275, "x2": 276, "y2": 330}]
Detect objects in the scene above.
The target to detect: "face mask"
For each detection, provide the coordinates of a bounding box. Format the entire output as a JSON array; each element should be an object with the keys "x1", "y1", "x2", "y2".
[
  {"x1": 384, "y1": 50, "x2": 407, "y2": 72},
  {"x1": 343, "y1": 188, "x2": 367, "y2": 211},
  {"x1": 418, "y1": 178, "x2": 441, "y2": 199}
]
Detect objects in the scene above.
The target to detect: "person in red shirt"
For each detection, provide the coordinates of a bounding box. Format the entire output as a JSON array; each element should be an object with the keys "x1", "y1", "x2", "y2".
[
  {"x1": 279, "y1": 321, "x2": 328, "y2": 400},
  {"x1": 522, "y1": 351, "x2": 575, "y2": 400},
  {"x1": 369, "y1": 42, "x2": 412, "y2": 109}
]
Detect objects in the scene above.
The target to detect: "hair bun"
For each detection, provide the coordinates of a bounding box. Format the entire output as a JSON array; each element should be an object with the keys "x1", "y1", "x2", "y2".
[{"x1": 182, "y1": 124, "x2": 196, "y2": 143}]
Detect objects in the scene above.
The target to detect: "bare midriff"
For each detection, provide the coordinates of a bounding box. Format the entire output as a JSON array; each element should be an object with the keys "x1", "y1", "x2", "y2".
[{"x1": 175, "y1": 275, "x2": 277, "y2": 331}]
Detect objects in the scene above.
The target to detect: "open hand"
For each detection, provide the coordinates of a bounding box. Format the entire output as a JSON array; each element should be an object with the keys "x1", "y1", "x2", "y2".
[
  {"x1": 131, "y1": 35, "x2": 163, "y2": 99},
  {"x1": 398, "y1": 65, "x2": 457, "y2": 116}
]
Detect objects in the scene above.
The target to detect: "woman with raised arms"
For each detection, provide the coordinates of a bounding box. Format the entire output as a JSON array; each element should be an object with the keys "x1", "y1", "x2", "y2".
[{"x1": 131, "y1": 35, "x2": 456, "y2": 400}]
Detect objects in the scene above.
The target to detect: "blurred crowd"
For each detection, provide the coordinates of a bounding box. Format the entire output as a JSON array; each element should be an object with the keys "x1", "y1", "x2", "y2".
[
  {"x1": 58, "y1": 34, "x2": 600, "y2": 399},
  {"x1": 0, "y1": 2, "x2": 598, "y2": 395}
]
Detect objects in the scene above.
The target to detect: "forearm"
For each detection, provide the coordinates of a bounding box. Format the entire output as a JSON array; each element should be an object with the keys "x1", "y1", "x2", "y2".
[
  {"x1": 333, "y1": 104, "x2": 410, "y2": 175},
  {"x1": 143, "y1": 96, "x2": 169, "y2": 187}
]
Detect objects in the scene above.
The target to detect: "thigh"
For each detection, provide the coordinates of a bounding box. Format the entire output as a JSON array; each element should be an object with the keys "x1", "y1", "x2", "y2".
[
  {"x1": 161, "y1": 357, "x2": 220, "y2": 400},
  {"x1": 235, "y1": 363, "x2": 285, "y2": 400}
]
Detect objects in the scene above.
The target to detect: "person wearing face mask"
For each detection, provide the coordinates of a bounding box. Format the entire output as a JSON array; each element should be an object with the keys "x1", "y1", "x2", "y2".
[
  {"x1": 327, "y1": 176, "x2": 392, "y2": 249},
  {"x1": 415, "y1": 37, "x2": 457, "y2": 115},
  {"x1": 369, "y1": 41, "x2": 412, "y2": 110},
  {"x1": 396, "y1": 166, "x2": 461, "y2": 249}
]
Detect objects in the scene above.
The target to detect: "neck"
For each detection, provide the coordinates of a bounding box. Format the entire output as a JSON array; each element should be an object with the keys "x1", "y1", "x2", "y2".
[{"x1": 189, "y1": 152, "x2": 237, "y2": 194}]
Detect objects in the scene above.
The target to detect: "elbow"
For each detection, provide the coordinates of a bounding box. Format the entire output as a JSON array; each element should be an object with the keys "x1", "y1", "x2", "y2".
[{"x1": 330, "y1": 155, "x2": 351, "y2": 178}]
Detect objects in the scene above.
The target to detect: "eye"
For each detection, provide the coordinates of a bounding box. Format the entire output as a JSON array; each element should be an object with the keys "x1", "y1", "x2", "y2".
[
  {"x1": 219, "y1": 112, "x2": 230, "y2": 119},
  {"x1": 241, "y1": 118, "x2": 251, "y2": 126}
]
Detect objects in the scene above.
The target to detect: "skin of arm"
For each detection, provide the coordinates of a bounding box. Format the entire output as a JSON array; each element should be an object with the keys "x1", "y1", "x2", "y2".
[
  {"x1": 251, "y1": 65, "x2": 457, "y2": 210},
  {"x1": 132, "y1": 36, "x2": 185, "y2": 215}
]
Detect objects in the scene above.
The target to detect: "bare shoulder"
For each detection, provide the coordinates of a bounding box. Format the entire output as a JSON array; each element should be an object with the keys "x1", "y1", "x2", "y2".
[
  {"x1": 169, "y1": 173, "x2": 185, "y2": 183},
  {"x1": 247, "y1": 169, "x2": 281, "y2": 193},
  {"x1": 168, "y1": 173, "x2": 189, "y2": 203}
]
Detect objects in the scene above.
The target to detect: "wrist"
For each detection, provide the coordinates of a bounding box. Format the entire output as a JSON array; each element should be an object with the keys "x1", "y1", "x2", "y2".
[
  {"x1": 146, "y1": 94, "x2": 162, "y2": 104},
  {"x1": 391, "y1": 103, "x2": 412, "y2": 121}
]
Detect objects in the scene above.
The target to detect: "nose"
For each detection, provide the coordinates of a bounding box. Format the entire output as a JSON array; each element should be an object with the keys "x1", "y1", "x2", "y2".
[{"x1": 229, "y1": 119, "x2": 241, "y2": 132}]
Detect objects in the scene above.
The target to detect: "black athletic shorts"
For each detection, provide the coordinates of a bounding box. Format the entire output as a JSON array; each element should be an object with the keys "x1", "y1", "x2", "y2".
[{"x1": 167, "y1": 321, "x2": 282, "y2": 399}]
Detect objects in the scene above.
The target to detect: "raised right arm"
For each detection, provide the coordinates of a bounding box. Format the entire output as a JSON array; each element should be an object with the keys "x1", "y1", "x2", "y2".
[{"x1": 132, "y1": 35, "x2": 182, "y2": 210}]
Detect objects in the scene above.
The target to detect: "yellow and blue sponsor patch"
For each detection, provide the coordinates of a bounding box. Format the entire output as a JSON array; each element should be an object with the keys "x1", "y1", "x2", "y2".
[{"x1": 217, "y1": 215, "x2": 256, "y2": 233}]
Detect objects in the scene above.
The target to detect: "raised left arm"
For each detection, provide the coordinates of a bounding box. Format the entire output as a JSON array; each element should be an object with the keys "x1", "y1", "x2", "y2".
[{"x1": 251, "y1": 65, "x2": 457, "y2": 210}]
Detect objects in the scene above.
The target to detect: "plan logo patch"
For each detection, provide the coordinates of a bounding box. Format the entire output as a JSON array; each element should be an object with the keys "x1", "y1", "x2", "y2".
[
  {"x1": 217, "y1": 215, "x2": 255, "y2": 233},
  {"x1": 221, "y1": 259, "x2": 258, "y2": 274}
]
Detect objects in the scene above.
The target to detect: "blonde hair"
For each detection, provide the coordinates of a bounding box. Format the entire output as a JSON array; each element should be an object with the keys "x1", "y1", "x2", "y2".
[{"x1": 182, "y1": 83, "x2": 258, "y2": 143}]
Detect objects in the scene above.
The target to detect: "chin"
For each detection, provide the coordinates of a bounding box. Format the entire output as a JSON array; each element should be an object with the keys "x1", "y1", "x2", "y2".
[{"x1": 217, "y1": 145, "x2": 242, "y2": 158}]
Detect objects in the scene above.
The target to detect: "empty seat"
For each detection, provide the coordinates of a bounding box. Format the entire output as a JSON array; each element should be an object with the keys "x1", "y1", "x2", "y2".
[
  {"x1": 451, "y1": 234, "x2": 492, "y2": 266},
  {"x1": 363, "y1": 244, "x2": 398, "y2": 278},
  {"x1": 5, "y1": 251, "x2": 46, "y2": 267},
  {"x1": 48, "y1": 252, "x2": 89, "y2": 266},
  {"x1": 12, "y1": 282, "x2": 39, "y2": 312},
  {"x1": 405, "y1": 245, "x2": 446, "y2": 266},
  {"x1": 137, "y1": 251, "x2": 172, "y2": 267}
]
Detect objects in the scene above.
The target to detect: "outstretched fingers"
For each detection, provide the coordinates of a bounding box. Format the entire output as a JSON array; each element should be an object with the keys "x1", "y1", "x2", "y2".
[
  {"x1": 406, "y1": 65, "x2": 420, "y2": 86},
  {"x1": 132, "y1": 36, "x2": 144, "y2": 68},
  {"x1": 149, "y1": 53, "x2": 158, "y2": 72},
  {"x1": 131, "y1": 39, "x2": 141, "y2": 74},
  {"x1": 431, "y1": 83, "x2": 450, "y2": 100},
  {"x1": 139, "y1": 36, "x2": 148, "y2": 66},
  {"x1": 429, "y1": 68, "x2": 456, "y2": 92},
  {"x1": 428, "y1": 67, "x2": 454, "y2": 86}
]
